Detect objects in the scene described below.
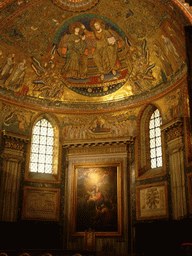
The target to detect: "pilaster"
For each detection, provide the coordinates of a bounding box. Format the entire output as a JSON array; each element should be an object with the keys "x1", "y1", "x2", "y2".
[
  {"x1": 0, "y1": 131, "x2": 29, "y2": 221},
  {"x1": 162, "y1": 118, "x2": 187, "y2": 219}
]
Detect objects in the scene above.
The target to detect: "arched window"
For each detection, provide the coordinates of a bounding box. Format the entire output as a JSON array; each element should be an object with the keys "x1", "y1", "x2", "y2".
[
  {"x1": 149, "y1": 109, "x2": 162, "y2": 169},
  {"x1": 26, "y1": 116, "x2": 60, "y2": 182},
  {"x1": 137, "y1": 105, "x2": 165, "y2": 179}
]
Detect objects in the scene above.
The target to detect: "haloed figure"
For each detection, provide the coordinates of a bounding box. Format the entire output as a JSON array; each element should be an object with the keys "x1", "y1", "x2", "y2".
[
  {"x1": 8, "y1": 59, "x2": 26, "y2": 90},
  {"x1": 61, "y1": 22, "x2": 88, "y2": 79},
  {"x1": 0, "y1": 53, "x2": 15, "y2": 84},
  {"x1": 86, "y1": 18, "x2": 121, "y2": 81}
]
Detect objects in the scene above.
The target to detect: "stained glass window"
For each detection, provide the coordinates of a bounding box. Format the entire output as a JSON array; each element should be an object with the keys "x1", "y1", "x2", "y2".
[
  {"x1": 29, "y1": 119, "x2": 57, "y2": 174},
  {"x1": 149, "y1": 109, "x2": 162, "y2": 169}
]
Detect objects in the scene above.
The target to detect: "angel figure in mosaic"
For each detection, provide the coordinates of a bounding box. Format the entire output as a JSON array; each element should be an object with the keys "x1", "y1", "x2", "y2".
[
  {"x1": 4, "y1": 108, "x2": 27, "y2": 131},
  {"x1": 0, "y1": 53, "x2": 15, "y2": 85},
  {"x1": 129, "y1": 40, "x2": 155, "y2": 94},
  {"x1": 161, "y1": 34, "x2": 182, "y2": 64},
  {"x1": 7, "y1": 59, "x2": 26, "y2": 91},
  {"x1": 153, "y1": 41, "x2": 173, "y2": 82}
]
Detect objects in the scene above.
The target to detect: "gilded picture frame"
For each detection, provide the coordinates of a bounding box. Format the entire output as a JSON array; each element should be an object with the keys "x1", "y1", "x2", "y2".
[
  {"x1": 136, "y1": 181, "x2": 169, "y2": 220},
  {"x1": 187, "y1": 172, "x2": 192, "y2": 214},
  {"x1": 22, "y1": 186, "x2": 60, "y2": 221},
  {"x1": 71, "y1": 162, "x2": 122, "y2": 236}
]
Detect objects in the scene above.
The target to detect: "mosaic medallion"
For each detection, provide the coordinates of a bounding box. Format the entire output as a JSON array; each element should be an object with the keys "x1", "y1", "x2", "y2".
[
  {"x1": 51, "y1": 0, "x2": 100, "y2": 11},
  {"x1": 52, "y1": 15, "x2": 131, "y2": 97}
]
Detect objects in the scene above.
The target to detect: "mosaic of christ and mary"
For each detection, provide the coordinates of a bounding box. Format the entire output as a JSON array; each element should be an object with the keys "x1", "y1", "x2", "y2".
[{"x1": 57, "y1": 18, "x2": 126, "y2": 82}]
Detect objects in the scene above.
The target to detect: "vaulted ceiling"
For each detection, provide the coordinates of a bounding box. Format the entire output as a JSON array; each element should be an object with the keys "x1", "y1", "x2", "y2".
[{"x1": 0, "y1": 0, "x2": 191, "y2": 112}]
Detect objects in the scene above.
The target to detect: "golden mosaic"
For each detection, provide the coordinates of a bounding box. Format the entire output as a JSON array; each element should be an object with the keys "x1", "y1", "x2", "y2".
[{"x1": 0, "y1": 0, "x2": 191, "y2": 111}]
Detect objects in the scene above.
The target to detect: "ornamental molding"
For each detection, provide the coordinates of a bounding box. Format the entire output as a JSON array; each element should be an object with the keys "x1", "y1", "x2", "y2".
[
  {"x1": 63, "y1": 136, "x2": 134, "y2": 149},
  {"x1": 166, "y1": 125, "x2": 183, "y2": 142},
  {"x1": 161, "y1": 117, "x2": 183, "y2": 132},
  {"x1": 175, "y1": 0, "x2": 192, "y2": 16},
  {"x1": 2, "y1": 130, "x2": 29, "y2": 143},
  {"x1": 51, "y1": 0, "x2": 99, "y2": 11},
  {"x1": 161, "y1": 118, "x2": 183, "y2": 142},
  {"x1": 4, "y1": 140, "x2": 24, "y2": 151},
  {"x1": 66, "y1": 145, "x2": 128, "y2": 156}
]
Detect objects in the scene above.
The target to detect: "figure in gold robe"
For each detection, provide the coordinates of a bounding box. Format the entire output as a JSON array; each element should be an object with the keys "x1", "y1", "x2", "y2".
[
  {"x1": 61, "y1": 22, "x2": 88, "y2": 79},
  {"x1": 83, "y1": 18, "x2": 122, "y2": 81}
]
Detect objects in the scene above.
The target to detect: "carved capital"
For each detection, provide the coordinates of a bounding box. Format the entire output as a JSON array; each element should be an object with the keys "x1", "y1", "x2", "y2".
[
  {"x1": 161, "y1": 118, "x2": 183, "y2": 142},
  {"x1": 4, "y1": 139, "x2": 24, "y2": 151},
  {"x1": 166, "y1": 125, "x2": 183, "y2": 142},
  {"x1": 2, "y1": 130, "x2": 29, "y2": 151}
]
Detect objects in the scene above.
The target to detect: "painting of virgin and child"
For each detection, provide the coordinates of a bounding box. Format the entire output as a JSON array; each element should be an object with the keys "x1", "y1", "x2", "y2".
[{"x1": 71, "y1": 163, "x2": 122, "y2": 236}]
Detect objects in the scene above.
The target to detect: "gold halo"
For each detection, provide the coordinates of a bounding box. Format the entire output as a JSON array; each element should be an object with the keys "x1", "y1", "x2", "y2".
[
  {"x1": 90, "y1": 18, "x2": 105, "y2": 31},
  {"x1": 69, "y1": 21, "x2": 84, "y2": 34}
]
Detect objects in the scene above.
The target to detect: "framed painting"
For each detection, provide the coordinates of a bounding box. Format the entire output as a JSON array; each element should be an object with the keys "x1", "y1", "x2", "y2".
[
  {"x1": 22, "y1": 186, "x2": 60, "y2": 221},
  {"x1": 71, "y1": 162, "x2": 122, "y2": 236},
  {"x1": 136, "y1": 181, "x2": 169, "y2": 220},
  {"x1": 187, "y1": 172, "x2": 192, "y2": 214}
]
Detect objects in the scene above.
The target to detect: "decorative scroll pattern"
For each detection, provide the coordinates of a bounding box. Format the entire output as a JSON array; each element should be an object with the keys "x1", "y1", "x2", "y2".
[
  {"x1": 51, "y1": 0, "x2": 99, "y2": 11},
  {"x1": 4, "y1": 139, "x2": 24, "y2": 151}
]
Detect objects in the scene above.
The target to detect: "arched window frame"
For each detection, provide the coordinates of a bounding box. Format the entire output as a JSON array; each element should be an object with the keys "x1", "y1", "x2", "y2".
[
  {"x1": 149, "y1": 109, "x2": 163, "y2": 169},
  {"x1": 25, "y1": 114, "x2": 61, "y2": 183},
  {"x1": 136, "y1": 105, "x2": 166, "y2": 180}
]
